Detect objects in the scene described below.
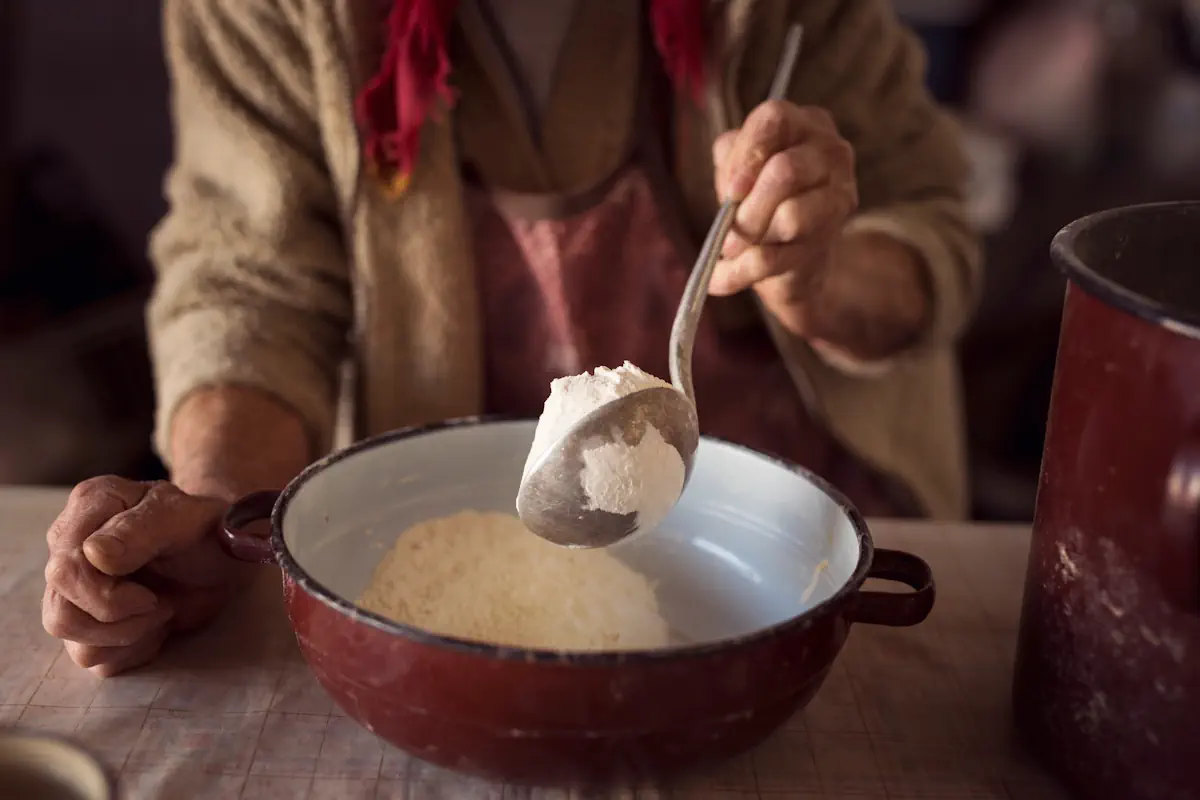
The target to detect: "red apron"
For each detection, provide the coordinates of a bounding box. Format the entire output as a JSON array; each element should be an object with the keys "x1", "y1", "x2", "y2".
[{"x1": 460, "y1": 11, "x2": 917, "y2": 519}]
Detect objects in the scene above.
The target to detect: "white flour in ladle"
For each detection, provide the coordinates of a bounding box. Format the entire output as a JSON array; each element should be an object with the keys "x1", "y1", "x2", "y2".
[{"x1": 523, "y1": 362, "x2": 687, "y2": 536}]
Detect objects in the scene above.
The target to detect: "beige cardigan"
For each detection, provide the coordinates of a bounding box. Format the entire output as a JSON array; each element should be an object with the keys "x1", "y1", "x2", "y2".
[{"x1": 148, "y1": 0, "x2": 982, "y2": 518}]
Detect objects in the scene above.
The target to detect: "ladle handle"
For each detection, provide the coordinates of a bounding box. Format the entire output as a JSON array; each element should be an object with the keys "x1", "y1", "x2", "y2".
[
  {"x1": 668, "y1": 24, "x2": 804, "y2": 403},
  {"x1": 669, "y1": 201, "x2": 737, "y2": 401}
]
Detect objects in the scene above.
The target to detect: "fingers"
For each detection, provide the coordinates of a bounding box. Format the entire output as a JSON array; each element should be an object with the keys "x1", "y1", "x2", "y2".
[
  {"x1": 716, "y1": 100, "x2": 795, "y2": 200},
  {"x1": 43, "y1": 476, "x2": 233, "y2": 678},
  {"x1": 47, "y1": 476, "x2": 148, "y2": 552},
  {"x1": 44, "y1": 550, "x2": 159, "y2": 622},
  {"x1": 64, "y1": 630, "x2": 169, "y2": 679},
  {"x1": 82, "y1": 482, "x2": 226, "y2": 578},
  {"x1": 731, "y1": 146, "x2": 838, "y2": 248},
  {"x1": 712, "y1": 102, "x2": 857, "y2": 285},
  {"x1": 712, "y1": 130, "x2": 736, "y2": 190},
  {"x1": 715, "y1": 101, "x2": 838, "y2": 201},
  {"x1": 709, "y1": 241, "x2": 826, "y2": 297},
  {"x1": 42, "y1": 586, "x2": 173, "y2": 647}
]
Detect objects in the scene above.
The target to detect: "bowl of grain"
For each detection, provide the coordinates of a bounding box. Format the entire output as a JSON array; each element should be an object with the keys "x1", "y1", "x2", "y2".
[{"x1": 220, "y1": 417, "x2": 934, "y2": 785}]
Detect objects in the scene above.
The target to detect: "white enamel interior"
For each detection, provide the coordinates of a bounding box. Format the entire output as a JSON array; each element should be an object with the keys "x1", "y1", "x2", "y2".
[{"x1": 282, "y1": 420, "x2": 864, "y2": 649}]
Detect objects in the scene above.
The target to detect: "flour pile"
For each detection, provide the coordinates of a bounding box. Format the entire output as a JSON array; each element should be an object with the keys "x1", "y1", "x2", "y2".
[
  {"x1": 357, "y1": 510, "x2": 671, "y2": 651},
  {"x1": 523, "y1": 361, "x2": 687, "y2": 535}
]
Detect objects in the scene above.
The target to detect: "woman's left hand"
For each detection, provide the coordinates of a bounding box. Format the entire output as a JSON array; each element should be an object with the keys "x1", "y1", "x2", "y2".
[{"x1": 712, "y1": 100, "x2": 931, "y2": 362}]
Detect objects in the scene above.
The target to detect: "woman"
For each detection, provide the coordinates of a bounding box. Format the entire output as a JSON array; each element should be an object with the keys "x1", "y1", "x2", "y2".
[{"x1": 41, "y1": 0, "x2": 979, "y2": 676}]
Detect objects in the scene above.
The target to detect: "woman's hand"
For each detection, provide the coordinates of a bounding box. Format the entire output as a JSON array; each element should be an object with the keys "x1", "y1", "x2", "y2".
[
  {"x1": 712, "y1": 100, "x2": 931, "y2": 362},
  {"x1": 41, "y1": 476, "x2": 252, "y2": 677}
]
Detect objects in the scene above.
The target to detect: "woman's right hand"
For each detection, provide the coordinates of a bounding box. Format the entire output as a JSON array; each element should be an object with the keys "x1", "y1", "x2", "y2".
[{"x1": 41, "y1": 476, "x2": 253, "y2": 677}]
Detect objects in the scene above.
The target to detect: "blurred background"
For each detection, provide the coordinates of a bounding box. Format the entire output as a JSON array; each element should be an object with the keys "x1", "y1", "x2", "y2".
[{"x1": 0, "y1": 0, "x2": 1197, "y2": 521}]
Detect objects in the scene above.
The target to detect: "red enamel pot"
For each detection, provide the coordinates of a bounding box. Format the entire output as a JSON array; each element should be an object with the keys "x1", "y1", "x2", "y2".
[
  {"x1": 1014, "y1": 201, "x2": 1200, "y2": 800},
  {"x1": 220, "y1": 418, "x2": 935, "y2": 785}
]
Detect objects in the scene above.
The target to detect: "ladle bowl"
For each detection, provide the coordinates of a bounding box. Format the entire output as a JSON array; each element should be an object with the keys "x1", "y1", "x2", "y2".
[{"x1": 516, "y1": 387, "x2": 699, "y2": 547}]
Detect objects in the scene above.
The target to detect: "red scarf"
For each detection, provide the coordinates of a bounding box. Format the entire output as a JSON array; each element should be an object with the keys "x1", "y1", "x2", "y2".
[{"x1": 355, "y1": 0, "x2": 707, "y2": 196}]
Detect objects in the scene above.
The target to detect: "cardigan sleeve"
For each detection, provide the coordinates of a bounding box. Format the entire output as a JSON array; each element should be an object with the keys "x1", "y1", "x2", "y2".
[{"x1": 147, "y1": 0, "x2": 352, "y2": 462}]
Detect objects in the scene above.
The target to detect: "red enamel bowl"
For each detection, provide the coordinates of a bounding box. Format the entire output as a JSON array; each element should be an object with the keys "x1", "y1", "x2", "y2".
[{"x1": 220, "y1": 418, "x2": 935, "y2": 785}]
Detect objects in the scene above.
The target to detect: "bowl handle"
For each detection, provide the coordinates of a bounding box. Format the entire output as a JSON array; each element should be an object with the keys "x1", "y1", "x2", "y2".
[
  {"x1": 219, "y1": 490, "x2": 281, "y2": 565},
  {"x1": 846, "y1": 548, "x2": 935, "y2": 627}
]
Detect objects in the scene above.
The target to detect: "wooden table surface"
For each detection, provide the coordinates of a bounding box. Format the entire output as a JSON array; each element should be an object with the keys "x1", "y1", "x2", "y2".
[{"x1": 0, "y1": 486, "x2": 1069, "y2": 799}]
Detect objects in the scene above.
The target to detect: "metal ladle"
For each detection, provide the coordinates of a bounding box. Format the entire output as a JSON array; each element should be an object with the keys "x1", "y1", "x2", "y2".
[{"x1": 516, "y1": 25, "x2": 805, "y2": 548}]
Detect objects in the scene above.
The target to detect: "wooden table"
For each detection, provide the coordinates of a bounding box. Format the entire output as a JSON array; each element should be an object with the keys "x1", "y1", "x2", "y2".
[{"x1": 0, "y1": 486, "x2": 1068, "y2": 799}]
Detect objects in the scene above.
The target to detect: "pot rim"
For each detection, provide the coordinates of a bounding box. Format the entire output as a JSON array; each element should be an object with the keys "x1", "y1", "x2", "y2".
[
  {"x1": 265, "y1": 415, "x2": 876, "y2": 666},
  {"x1": 1051, "y1": 200, "x2": 1200, "y2": 340}
]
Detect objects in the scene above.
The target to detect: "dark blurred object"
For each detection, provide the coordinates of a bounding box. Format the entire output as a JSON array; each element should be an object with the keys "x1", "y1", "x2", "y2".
[
  {"x1": 12, "y1": 0, "x2": 168, "y2": 256},
  {"x1": 908, "y1": 23, "x2": 971, "y2": 103},
  {"x1": 969, "y1": 2, "x2": 1106, "y2": 160},
  {"x1": 0, "y1": 150, "x2": 144, "y2": 336},
  {"x1": 1141, "y1": 1, "x2": 1200, "y2": 177},
  {"x1": 1100, "y1": 0, "x2": 1200, "y2": 180},
  {"x1": 956, "y1": 0, "x2": 1200, "y2": 521},
  {"x1": 894, "y1": 0, "x2": 988, "y2": 104},
  {"x1": 961, "y1": 157, "x2": 1200, "y2": 521},
  {"x1": 0, "y1": 148, "x2": 163, "y2": 485},
  {"x1": 1172, "y1": 0, "x2": 1200, "y2": 70},
  {"x1": 0, "y1": 0, "x2": 17, "y2": 282}
]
